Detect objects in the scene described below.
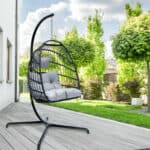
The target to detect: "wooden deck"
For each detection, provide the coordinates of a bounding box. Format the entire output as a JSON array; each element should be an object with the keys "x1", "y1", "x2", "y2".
[{"x1": 0, "y1": 102, "x2": 150, "y2": 150}]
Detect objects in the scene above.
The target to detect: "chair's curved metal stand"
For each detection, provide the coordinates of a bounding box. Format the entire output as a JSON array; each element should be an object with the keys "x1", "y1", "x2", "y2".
[{"x1": 6, "y1": 13, "x2": 89, "y2": 150}]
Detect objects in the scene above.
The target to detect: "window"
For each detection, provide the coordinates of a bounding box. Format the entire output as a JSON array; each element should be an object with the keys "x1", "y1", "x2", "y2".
[
  {"x1": 7, "y1": 39, "x2": 12, "y2": 83},
  {"x1": 0, "y1": 27, "x2": 3, "y2": 83}
]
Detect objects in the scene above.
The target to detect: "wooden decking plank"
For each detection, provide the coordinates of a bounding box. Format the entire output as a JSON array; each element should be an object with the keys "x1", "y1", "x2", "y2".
[
  {"x1": 34, "y1": 104, "x2": 149, "y2": 149},
  {"x1": 42, "y1": 105, "x2": 150, "y2": 149},
  {"x1": 1, "y1": 115, "x2": 56, "y2": 150},
  {"x1": 0, "y1": 102, "x2": 150, "y2": 150},
  {"x1": 8, "y1": 105, "x2": 144, "y2": 149},
  {"x1": 0, "y1": 134, "x2": 14, "y2": 150},
  {"x1": 3, "y1": 107, "x2": 92, "y2": 150},
  {"x1": 0, "y1": 116, "x2": 36, "y2": 150},
  {"x1": 4, "y1": 113, "x2": 81, "y2": 150},
  {"x1": 0, "y1": 127, "x2": 26, "y2": 150}
]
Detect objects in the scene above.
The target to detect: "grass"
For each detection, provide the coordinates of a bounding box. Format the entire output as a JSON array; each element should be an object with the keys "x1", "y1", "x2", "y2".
[{"x1": 49, "y1": 99, "x2": 150, "y2": 129}]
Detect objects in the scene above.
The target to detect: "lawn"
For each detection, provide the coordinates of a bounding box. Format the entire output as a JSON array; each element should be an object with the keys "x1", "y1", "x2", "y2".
[{"x1": 49, "y1": 99, "x2": 150, "y2": 129}]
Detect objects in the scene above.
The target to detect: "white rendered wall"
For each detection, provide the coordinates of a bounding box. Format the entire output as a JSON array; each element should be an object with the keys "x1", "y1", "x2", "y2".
[{"x1": 0, "y1": 0, "x2": 15, "y2": 110}]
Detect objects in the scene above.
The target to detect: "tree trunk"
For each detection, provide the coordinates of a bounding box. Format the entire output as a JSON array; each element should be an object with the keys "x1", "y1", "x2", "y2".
[{"x1": 147, "y1": 61, "x2": 150, "y2": 112}]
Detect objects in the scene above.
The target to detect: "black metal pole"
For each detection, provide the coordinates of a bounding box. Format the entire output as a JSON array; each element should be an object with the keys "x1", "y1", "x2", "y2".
[
  {"x1": 30, "y1": 13, "x2": 54, "y2": 60},
  {"x1": 15, "y1": 0, "x2": 18, "y2": 102},
  {"x1": 51, "y1": 18, "x2": 53, "y2": 39}
]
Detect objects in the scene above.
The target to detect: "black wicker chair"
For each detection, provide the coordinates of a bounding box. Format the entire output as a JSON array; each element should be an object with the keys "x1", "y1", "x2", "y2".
[{"x1": 6, "y1": 13, "x2": 89, "y2": 150}]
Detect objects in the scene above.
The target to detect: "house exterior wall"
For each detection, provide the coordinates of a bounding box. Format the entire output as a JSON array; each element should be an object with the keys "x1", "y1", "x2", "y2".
[{"x1": 0, "y1": 0, "x2": 16, "y2": 110}]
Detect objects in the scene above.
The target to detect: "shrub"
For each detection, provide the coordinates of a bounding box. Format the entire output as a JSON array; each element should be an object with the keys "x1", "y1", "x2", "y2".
[
  {"x1": 104, "y1": 83, "x2": 117, "y2": 101},
  {"x1": 19, "y1": 77, "x2": 24, "y2": 94},
  {"x1": 123, "y1": 79, "x2": 141, "y2": 97},
  {"x1": 19, "y1": 77, "x2": 28, "y2": 94},
  {"x1": 116, "y1": 91, "x2": 131, "y2": 103},
  {"x1": 104, "y1": 83, "x2": 130, "y2": 102},
  {"x1": 82, "y1": 79, "x2": 102, "y2": 100}
]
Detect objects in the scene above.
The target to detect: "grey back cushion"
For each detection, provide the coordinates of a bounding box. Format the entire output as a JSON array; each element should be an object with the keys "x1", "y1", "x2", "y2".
[
  {"x1": 34, "y1": 56, "x2": 51, "y2": 69},
  {"x1": 29, "y1": 70, "x2": 61, "y2": 92},
  {"x1": 43, "y1": 70, "x2": 62, "y2": 91}
]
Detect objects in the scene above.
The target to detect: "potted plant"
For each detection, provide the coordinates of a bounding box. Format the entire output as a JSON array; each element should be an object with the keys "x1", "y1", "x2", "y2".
[{"x1": 123, "y1": 79, "x2": 143, "y2": 105}]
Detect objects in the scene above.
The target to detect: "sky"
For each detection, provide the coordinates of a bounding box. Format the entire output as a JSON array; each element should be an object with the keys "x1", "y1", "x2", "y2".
[{"x1": 19, "y1": 0, "x2": 150, "y2": 58}]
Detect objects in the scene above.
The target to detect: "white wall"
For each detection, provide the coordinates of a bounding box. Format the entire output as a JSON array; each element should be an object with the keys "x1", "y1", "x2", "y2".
[{"x1": 0, "y1": 0, "x2": 16, "y2": 110}]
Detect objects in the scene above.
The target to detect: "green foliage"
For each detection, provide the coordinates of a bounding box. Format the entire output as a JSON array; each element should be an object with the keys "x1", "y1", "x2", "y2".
[
  {"x1": 114, "y1": 3, "x2": 145, "y2": 88},
  {"x1": 104, "y1": 83, "x2": 130, "y2": 102},
  {"x1": 112, "y1": 8, "x2": 150, "y2": 61},
  {"x1": 104, "y1": 83, "x2": 118, "y2": 101},
  {"x1": 123, "y1": 79, "x2": 141, "y2": 97},
  {"x1": 112, "y1": 7, "x2": 150, "y2": 109},
  {"x1": 112, "y1": 29, "x2": 150, "y2": 61},
  {"x1": 79, "y1": 10, "x2": 106, "y2": 99},
  {"x1": 82, "y1": 78, "x2": 102, "y2": 99},
  {"x1": 63, "y1": 27, "x2": 95, "y2": 68},
  {"x1": 85, "y1": 9, "x2": 106, "y2": 80},
  {"x1": 125, "y1": 2, "x2": 142, "y2": 19},
  {"x1": 19, "y1": 77, "x2": 24, "y2": 94},
  {"x1": 19, "y1": 59, "x2": 28, "y2": 77},
  {"x1": 87, "y1": 9, "x2": 103, "y2": 41},
  {"x1": 83, "y1": 53, "x2": 105, "y2": 80},
  {"x1": 117, "y1": 60, "x2": 146, "y2": 85}
]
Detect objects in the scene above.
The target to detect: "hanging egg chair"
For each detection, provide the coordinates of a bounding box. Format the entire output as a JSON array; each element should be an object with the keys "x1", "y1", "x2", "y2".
[{"x1": 6, "y1": 13, "x2": 89, "y2": 150}]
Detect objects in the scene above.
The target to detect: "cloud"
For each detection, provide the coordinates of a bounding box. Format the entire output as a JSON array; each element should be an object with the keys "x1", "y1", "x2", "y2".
[
  {"x1": 104, "y1": 13, "x2": 125, "y2": 22},
  {"x1": 20, "y1": 0, "x2": 145, "y2": 54},
  {"x1": 50, "y1": 1, "x2": 67, "y2": 12},
  {"x1": 19, "y1": 1, "x2": 68, "y2": 53},
  {"x1": 68, "y1": 0, "x2": 108, "y2": 21},
  {"x1": 57, "y1": 27, "x2": 68, "y2": 39},
  {"x1": 67, "y1": 0, "x2": 146, "y2": 23}
]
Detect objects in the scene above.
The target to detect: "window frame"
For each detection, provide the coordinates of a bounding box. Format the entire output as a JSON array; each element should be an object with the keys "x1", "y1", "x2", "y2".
[
  {"x1": 0, "y1": 27, "x2": 3, "y2": 83},
  {"x1": 6, "y1": 39, "x2": 13, "y2": 84}
]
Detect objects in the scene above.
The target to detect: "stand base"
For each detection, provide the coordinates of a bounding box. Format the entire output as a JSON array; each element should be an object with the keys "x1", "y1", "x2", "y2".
[{"x1": 6, "y1": 120, "x2": 90, "y2": 150}]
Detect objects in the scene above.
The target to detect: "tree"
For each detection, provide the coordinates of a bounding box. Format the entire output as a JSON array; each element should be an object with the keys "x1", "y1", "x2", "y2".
[
  {"x1": 115, "y1": 2, "x2": 146, "y2": 100},
  {"x1": 117, "y1": 2, "x2": 144, "y2": 86},
  {"x1": 112, "y1": 11, "x2": 150, "y2": 111},
  {"x1": 63, "y1": 27, "x2": 95, "y2": 68},
  {"x1": 125, "y1": 2, "x2": 142, "y2": 19},
  {"x1": 85, "y1": 9, "x2": 106, "y2": 80},
  {"x1": 80, "y1": 10, "x2": 105, "y2": 99}
]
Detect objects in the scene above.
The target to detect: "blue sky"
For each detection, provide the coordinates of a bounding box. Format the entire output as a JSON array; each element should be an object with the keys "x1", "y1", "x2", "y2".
[{"x1": 19, "y1": 0, "x2": 150, "y2": 58}]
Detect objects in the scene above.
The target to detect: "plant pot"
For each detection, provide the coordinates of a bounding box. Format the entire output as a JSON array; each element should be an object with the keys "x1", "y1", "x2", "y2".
[{"x1": 131, "y1": 97, "x2": 143, "y2": 106}]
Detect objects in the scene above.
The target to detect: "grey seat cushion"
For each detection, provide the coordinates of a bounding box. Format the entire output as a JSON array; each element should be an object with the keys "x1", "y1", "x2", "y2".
[
  {"x1": 30, "y1": 70, "x2": 81, "y2": 101},
  {"x1": 45, "y1": 88, "x2": 81, "y2": 101}
]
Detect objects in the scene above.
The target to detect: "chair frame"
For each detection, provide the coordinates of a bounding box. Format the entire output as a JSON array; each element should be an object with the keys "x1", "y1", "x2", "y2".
[{"x1": 6, "y1": 13, "x2": 89, "y2": 150}]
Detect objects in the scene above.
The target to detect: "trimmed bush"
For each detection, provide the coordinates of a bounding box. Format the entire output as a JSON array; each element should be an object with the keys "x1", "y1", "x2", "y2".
[
  {"x1": 82, "y1": 79, "x2": 102, "y2": 100},
  {"x1": 104, "y1": 83, "x2": 130, "y2": 102},
  {"x1": 123, "y1": 79, "x2": 141, "y2": 98}
]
